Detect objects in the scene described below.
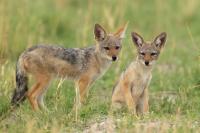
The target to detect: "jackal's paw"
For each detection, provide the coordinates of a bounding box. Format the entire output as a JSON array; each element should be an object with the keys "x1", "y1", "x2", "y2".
[
  {"x1": 42, "y1": 107, "x2": 50, "y2": 113},
  {"x1": 129, "y1": 108, "x2": 137, "y2": 115},
  {"x1": 111, "y1": 102, "x2": 123, "y2": 110},
  {"x1": 72, "y1": 102, "x2": 82, "y2": 111}
]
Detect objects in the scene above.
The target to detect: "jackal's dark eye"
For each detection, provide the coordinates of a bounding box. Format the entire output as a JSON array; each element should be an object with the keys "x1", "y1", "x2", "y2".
[
  {"x1": 151, "y1": 52, "x2": 158, "y2": 56},
  {"x1": 104, "y1": 47, "x2": 110, "y2": 50},
  {"x1": 140, "y1": 52, "x2": 145, "y2": 56},
  {"x1": 115, "y1": 46, "x2": 120, "y2": 50}
]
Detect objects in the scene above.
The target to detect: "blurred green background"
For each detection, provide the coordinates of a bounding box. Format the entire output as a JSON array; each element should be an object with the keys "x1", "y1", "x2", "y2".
[{"x1": 0, "y1": 0, "x2": 200, "y2": 132}]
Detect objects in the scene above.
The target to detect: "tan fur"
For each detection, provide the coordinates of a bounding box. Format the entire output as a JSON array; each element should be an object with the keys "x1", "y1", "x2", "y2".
[{"x1": 112, "y1": 32, "x2": 167, "y2": 115}]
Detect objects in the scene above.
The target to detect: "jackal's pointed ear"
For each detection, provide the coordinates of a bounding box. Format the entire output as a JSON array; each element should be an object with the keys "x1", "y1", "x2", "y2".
[
  {"x1": 114, "y1": 22, "x2": 128, "y2": 39},
  {"x1": 153, "y1": 32, "x2": 167, "y2": 48},
  {"x1": 94, "y1": 24, "x2": 107, "y2": 41},
  {"x1": 131, "y1": 32, "x2": 144, "y2": 48}
]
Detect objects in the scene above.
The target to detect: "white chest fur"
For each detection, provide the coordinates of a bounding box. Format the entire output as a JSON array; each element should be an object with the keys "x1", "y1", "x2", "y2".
[{"x1": 127, "y1": 62, "x2": 152, "y2": 98}]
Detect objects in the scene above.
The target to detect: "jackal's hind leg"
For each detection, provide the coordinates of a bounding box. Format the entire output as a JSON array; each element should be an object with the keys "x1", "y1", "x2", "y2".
[
  {"x1": 37, "y1": 91, "x2": 49, "y2": 112},
  {"x1": 111, "y1": 87, "x2": 125, "y2": 110},
  {"x1": 111, "y1": 101, "x2": 124, "y2": 112},
  {"x1": 34, "y1": 77, "x2": 50, "y2": 111},
  {"x1": 27, "y1": 75, "x2": 51, "y2": 111},
  {"x1": 27, "y1": 83, "x2": 40, "y2": 111},
  {"x1": 37, "y1": 80, "x2": 50, "y2": 111}
]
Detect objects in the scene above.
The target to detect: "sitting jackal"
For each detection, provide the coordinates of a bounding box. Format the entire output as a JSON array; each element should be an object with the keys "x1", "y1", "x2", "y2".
[{"x1": 112, "y1": 32, "x2": 167, "y2": 115}]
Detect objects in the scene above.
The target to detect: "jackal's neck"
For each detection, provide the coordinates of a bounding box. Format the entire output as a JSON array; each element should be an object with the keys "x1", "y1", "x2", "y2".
[
  {"x1": 135, "y1": 56, "x2": 153, "y2": 74},
  {"x1": 95, "y1": 51, "x2": 111, "y2": 65},
  {"x1": 94, "y1": 50, "x2": 112, "y2": 73}
]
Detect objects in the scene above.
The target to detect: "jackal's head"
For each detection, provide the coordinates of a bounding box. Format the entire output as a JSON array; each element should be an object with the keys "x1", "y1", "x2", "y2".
[
  {"x1": 131, "y1": 32, "x2": 167, "y2": 67},
  {"x1": 94, "y1": 23, "x2": 127, "y2": 61}
]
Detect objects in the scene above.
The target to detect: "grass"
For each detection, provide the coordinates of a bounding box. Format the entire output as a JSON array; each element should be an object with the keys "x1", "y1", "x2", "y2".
[{"x1": 0, "y1": 0, "x2": 200, "y2": 132}]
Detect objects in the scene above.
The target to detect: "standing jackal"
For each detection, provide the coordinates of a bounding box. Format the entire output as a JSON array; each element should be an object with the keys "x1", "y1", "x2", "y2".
[
  {"x1": 11, "y1": 23, "x2": 127, "y2": 111},
  {"x1": 112, "y1": 32, "x2": 167, "y2": 115}
]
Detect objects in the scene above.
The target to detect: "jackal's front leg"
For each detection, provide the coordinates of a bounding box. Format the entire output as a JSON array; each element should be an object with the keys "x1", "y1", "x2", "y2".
[
  {"x1": 77, "y1": 77, "x2": 91, "y2": 104},
  {"x1": 73, "y1": 78, "x2": 91, "y2": 121},
  {"x1": 122, "y1": 81, "x2": 136, "y2": 114},
  {"x1": 137, "y1": 88, "x2": 149, "y2": 115},
  {"x1": 73, "y1": 77, "x2": 91, "y2": 110}
]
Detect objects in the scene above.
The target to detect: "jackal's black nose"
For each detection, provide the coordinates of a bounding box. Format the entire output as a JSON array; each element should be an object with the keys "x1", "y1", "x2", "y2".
[
  {"x1": 145, "y1": 61, "x2": 149, "y2": 66},
  {"x1": 112, "y1": 56, "x2": 117, "y2": 61}
]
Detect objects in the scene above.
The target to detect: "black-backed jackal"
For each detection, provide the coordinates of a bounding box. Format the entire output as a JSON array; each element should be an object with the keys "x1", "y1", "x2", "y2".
[
  {"x1": 112, "y1": 32, "x2": 167, "y2": 115},
  {"x1": 11, "y1": 23, "x2": 127, "y2": 111}
]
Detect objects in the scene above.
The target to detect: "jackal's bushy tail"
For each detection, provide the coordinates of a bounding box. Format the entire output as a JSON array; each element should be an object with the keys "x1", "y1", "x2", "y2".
[{"x1": 11, "y1": 59, "x2": 28, "y2": 106}]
